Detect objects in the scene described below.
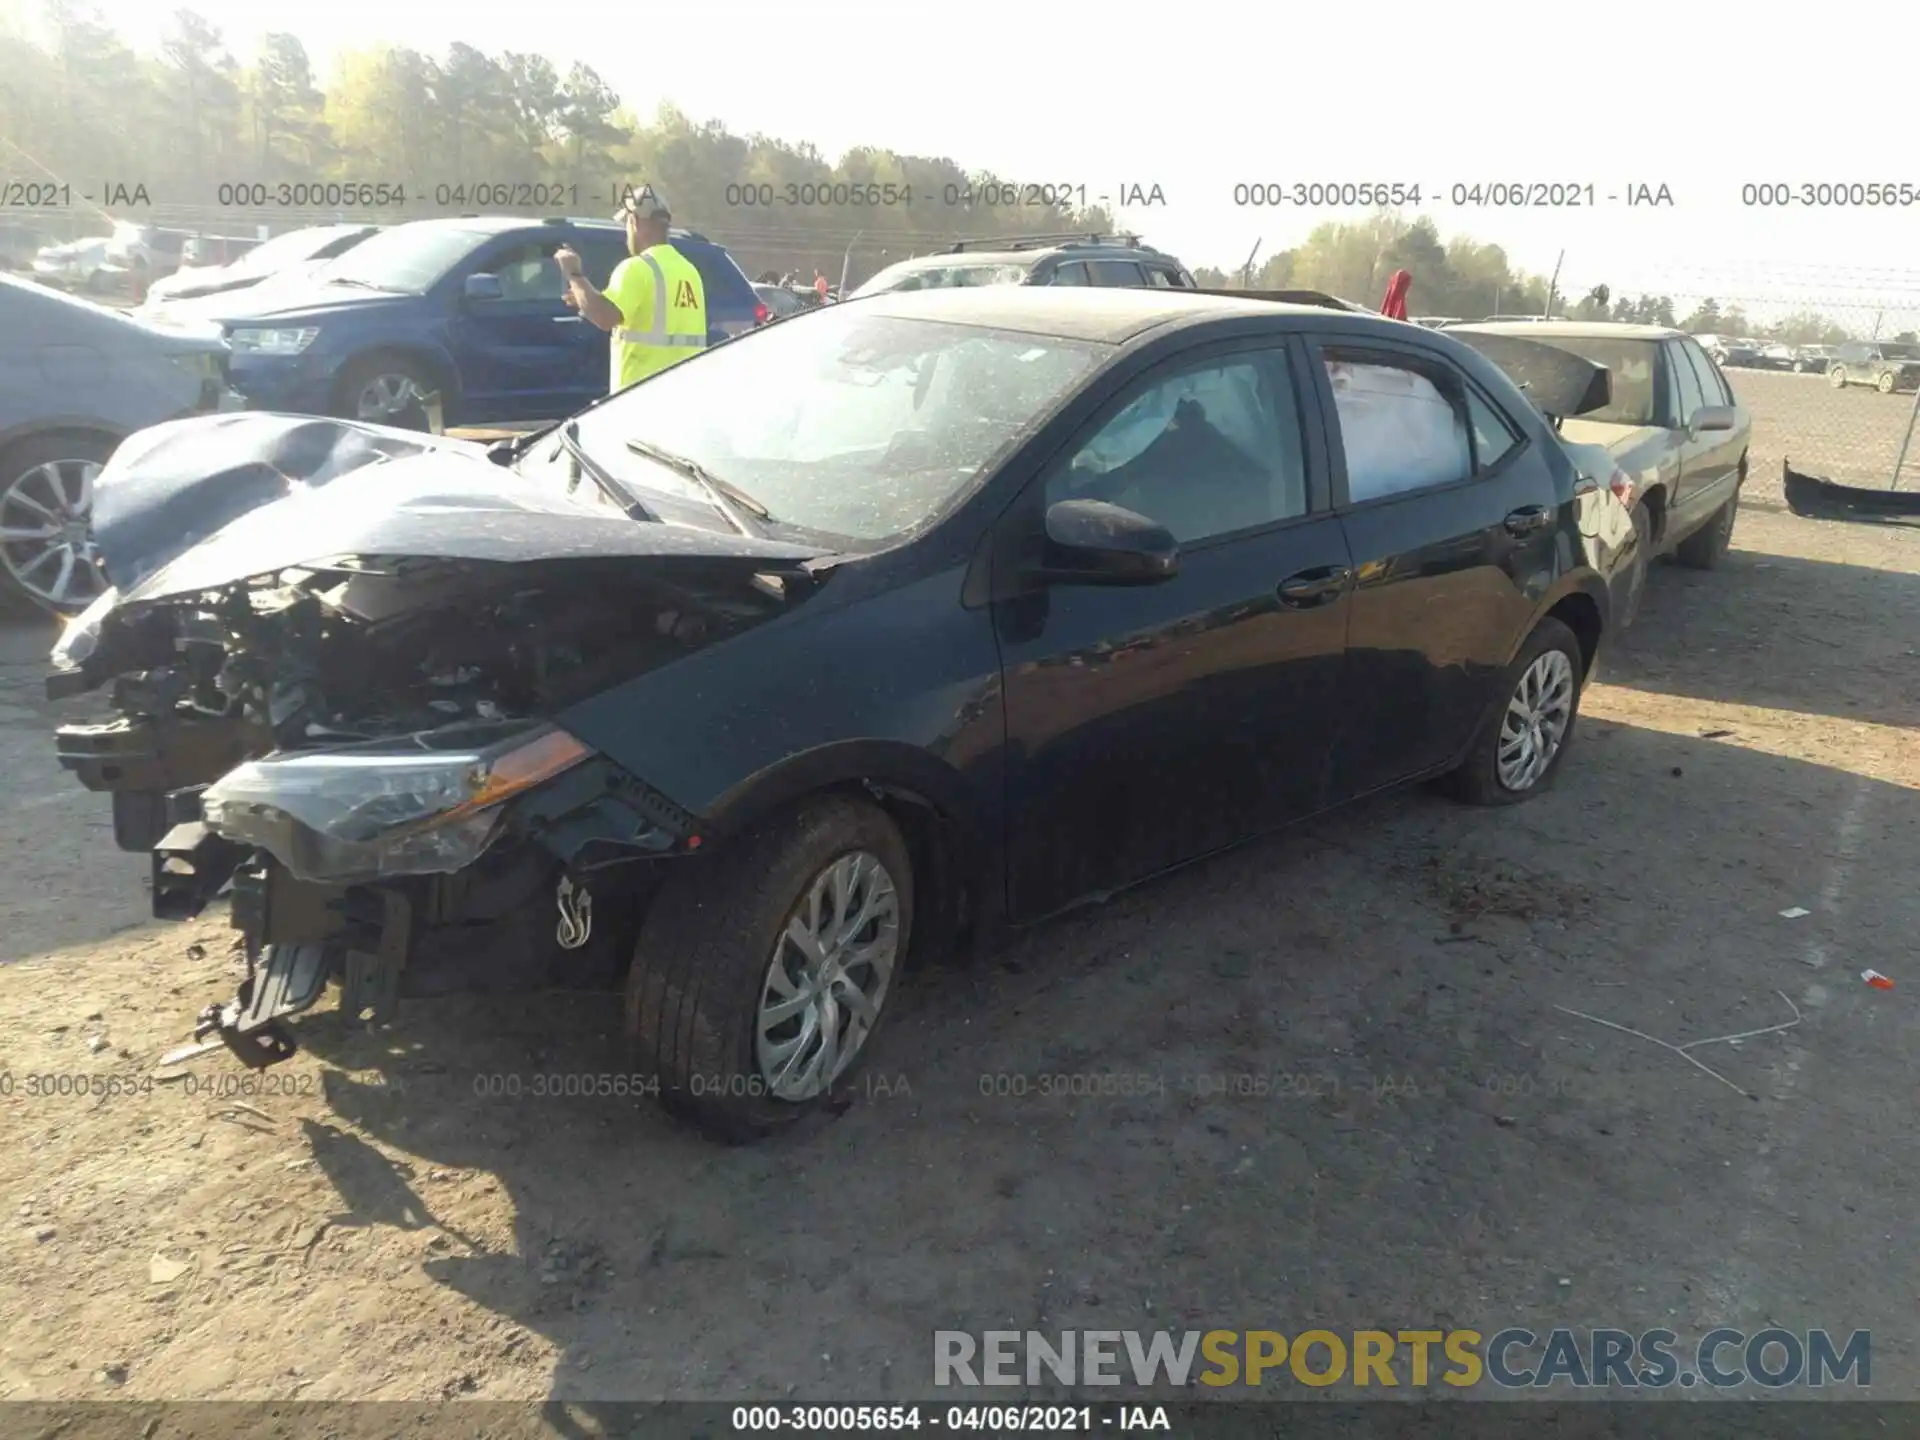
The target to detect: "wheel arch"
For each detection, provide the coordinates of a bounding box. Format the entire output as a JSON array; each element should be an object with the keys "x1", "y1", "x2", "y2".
[
  {"x1": 1515, "y1": 573, "x2": 1607, "y2": 677},
  {"x1": 694, "y1": 740, "x2": 997, "y2": 969},
  {"x1": 0, "y1": 420, "x2": 126, "y2": 464}
]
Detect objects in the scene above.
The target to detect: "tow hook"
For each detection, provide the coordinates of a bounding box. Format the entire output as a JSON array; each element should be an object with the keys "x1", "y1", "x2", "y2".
[{"x1": 556, "y1": 874, "x2": 593, "y2": 950}]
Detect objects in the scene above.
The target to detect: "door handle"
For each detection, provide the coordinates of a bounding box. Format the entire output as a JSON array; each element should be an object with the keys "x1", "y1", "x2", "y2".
[
  {"x1": 1504, "y1": 505, "x2": 1551, "y2": 536},
  {"x1": 554, "y1": 314, "x2": 584, "y2": 324},
  {"x1": 1277, "y1": 565, "x2": 1351, "y2": 607}
]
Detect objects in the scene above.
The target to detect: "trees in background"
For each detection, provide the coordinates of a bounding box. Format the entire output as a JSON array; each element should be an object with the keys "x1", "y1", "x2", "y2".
[{"x1": 0, "y1": 4, "x2": 1884, "y2": 330}]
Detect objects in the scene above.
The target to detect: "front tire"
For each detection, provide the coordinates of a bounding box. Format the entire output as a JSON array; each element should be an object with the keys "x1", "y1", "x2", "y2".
[
  {"x1": 625, "y1": 794, "x2": 914, "y2": 1142},
  {"x1": 333, "y1": 353, "x2": 437, "y2": 430},
  {"x1": 1877, "y1": 370, "x2": 1898, "y2": 395},
  {"x1": 1441, "y1": 617, "x2": 1585, "y2": 807},
  {"x1": 0, "y1": 432, "x2": 115, "y2": 615},
  {"x1": 1829, "y1": 366, "x2": 1849, "y2": 389}
]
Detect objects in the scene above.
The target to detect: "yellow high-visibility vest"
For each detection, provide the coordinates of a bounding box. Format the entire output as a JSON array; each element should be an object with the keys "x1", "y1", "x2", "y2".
[{"x1": 606, "y1": 242, "x2": 707, "y2": 392}]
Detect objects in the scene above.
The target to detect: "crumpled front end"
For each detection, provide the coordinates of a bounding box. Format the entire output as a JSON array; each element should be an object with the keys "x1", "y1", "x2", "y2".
[{"x1": 49, "y1": 415, "x2": 827, "y2": 1067}]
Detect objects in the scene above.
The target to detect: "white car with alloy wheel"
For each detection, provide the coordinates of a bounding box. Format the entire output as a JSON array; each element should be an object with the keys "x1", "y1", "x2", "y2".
[{"x1": 0, "y1": 274, "x2": 242, "y2": 613}]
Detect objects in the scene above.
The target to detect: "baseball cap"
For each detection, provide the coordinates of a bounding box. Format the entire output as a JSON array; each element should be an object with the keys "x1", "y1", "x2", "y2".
[{"x1": 613, "y1": 186, "x2": 671, "y2": 222}]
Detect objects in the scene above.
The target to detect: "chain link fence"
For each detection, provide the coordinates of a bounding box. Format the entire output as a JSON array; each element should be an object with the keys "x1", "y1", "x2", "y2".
[{"x1": 1655, "y1": 290, "x2": 1920, "y2": 497}]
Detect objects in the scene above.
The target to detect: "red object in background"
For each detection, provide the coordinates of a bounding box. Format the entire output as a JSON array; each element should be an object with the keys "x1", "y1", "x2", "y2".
[
  {"x1": 1380, "y1": 269, "x2": 1412, "y2": 320},
  {"x1": 753, "y1": 301, "x2": 770, "y2": 325}
]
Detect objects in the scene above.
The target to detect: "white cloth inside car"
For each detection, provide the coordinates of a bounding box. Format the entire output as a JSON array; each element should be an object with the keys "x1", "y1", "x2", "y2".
[{"x1": 1327, "y1": 361, "x2": 1471, "y2": 502}]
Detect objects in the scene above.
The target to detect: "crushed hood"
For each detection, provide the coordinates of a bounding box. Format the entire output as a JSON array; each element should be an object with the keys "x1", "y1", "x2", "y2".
[
  {"x1": 1447, "y1": 331, "x2": 1612, "y2": 420},
  {"x1": 90, "y1": 413, "x2": 829, "y2": 606}
]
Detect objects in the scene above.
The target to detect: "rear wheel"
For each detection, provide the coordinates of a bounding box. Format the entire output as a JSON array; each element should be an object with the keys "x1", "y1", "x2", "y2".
[
  {"x1": 624, "y1": 794, "x2": 913, "y2": 1142},
  {"x1": 1441, "y1": 617, "x2": 1584, "y2": 807},
  {"x1": 1877, "y1": 369, "x2": 1898, "y2": 395},
  {"x1": 0, "y1": 433, "x2": 114, "y2": 615},
  {"x1": 1676, "y1": 485, "x2": 1738, "y2": 569},
  {"x1": 1829, "y1": 366, "x2": 1849, "y2": 389}
]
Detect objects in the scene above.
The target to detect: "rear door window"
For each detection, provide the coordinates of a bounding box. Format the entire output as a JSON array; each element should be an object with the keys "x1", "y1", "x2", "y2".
[
  {"x1": 1668, "y1": 340, "x2": 1706, "y2": 423},
  {"x1": 1319, "y1": 348, "x2": 1475, "y2": 503},
  {"x1": 1086, "y1": 259, "x2": 1146, "y2": 286},
  {"x1": 1681, "y1": 339, "x2": 1731, "y2": 405},
  {"x1": 1050, "y1": 262, "x2": 1090, "y2": 285}
]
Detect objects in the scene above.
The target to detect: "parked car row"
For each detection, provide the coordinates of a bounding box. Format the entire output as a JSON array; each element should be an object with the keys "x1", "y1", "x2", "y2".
[
  {"x1": 49, "y1": 288, "x2": 1744, "y2": 1142},
  {"x1": 850, "y1": 233, "x2": 1195, "y2": 297},
  {"x1": 1690, "y1": 333, "x2": 1915, "y2": 388}
]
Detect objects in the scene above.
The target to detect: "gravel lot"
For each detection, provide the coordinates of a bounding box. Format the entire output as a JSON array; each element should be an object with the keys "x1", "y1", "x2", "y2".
[{"x1": 0, "y1": 373, "x2": 1916, "y2": 1408}]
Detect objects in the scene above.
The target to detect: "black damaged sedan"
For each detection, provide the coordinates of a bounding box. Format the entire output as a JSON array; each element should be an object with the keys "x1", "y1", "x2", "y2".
[{"x1": 49, "y1": 288, "x2": 1621, "y2": 1141}]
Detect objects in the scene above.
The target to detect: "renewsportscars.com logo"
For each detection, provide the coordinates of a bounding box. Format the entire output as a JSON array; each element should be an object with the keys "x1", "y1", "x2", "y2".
[{"x1": 933, "y1": 1328, "x2": 1870, "y2": 1390}]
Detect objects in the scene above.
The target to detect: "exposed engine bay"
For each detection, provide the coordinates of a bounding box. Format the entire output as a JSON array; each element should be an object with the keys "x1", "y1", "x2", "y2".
[{"x1": 49, "y1": 412, "x2": 831, "y2": 1070}]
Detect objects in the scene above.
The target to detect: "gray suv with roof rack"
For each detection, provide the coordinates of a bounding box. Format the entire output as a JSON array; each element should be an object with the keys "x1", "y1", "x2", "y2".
[{"x1": 850, "y1": 233, "x2": 1194, "y2": 297}]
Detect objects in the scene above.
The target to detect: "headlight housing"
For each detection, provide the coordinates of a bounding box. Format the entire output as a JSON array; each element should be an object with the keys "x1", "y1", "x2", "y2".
[
  {"x1": 228, "y1": 326, "x2": 319, "y2": 356},
  {"x1": 50, "y1": 585, "x2": 120, "y2": 671},
  {"x1": 200, "y1": 721, "x2": 592, "y2": 883}
]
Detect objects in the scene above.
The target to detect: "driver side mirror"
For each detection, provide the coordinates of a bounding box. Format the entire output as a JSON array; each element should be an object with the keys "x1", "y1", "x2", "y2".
[
  {"x1": 1029, "y1": 499, "x2": 1179, "y2": 586},
  {"x1": 1689, "y1": 404, "x2": 1736, "y2": 437},
  {"x1": 463, "y1": 273, "x2": 504, "y2": 303}
]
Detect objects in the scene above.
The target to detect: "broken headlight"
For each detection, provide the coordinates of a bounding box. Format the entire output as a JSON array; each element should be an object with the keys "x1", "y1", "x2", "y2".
[
  {"x1": 50, "y1": 586, "x2": 120, "y2": 671},
  {"x1": 200, "y1": 720, "x2": 591, "y2": 883}
]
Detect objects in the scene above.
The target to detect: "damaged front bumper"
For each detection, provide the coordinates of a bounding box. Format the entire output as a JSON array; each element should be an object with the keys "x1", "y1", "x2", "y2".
[{"x1": 56, "y1": 714, "x2": 709, "y2": 1068}]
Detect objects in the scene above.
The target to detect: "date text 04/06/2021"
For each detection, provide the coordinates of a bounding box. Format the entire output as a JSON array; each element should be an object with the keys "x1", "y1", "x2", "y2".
[
  {"x1": 1228, "y1": 181, "x2": 1675, "y2": 208},
  {"x1": 721, "y1": 182, "x2": 1167, "y2": 210},
  {"x1": 729, "y1": 1405, "x2": 1173, "y2": 1432}
]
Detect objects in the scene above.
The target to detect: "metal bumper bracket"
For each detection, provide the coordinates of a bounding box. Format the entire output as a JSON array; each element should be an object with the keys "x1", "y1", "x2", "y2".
[
  {"x1": 194, "y1": 941, "x2": 331, "y2": 1068},
  {"x1": 340, "y1": 889, "x2": 412, "y2": 1026}
]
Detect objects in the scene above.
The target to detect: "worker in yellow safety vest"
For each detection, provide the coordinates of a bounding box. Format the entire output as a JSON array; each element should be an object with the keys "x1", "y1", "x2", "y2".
[{"x1": 553, "y1": 186, "x2": 707, "y2": 394}]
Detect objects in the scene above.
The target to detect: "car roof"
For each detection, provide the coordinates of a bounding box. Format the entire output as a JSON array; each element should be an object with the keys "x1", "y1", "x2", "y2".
[
  {"x1": 1452, "y1": 320, "x2": 1683, "y2": 341},
  {"x1": 882, "y1": 243, "x2": 1174, "y2": 268},
  {"x1": 851, "y1": 285, "x2": 1378, "y2": 344}
]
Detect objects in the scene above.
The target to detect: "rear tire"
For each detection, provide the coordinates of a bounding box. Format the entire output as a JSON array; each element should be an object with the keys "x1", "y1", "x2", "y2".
[
  {"x1": 624, "y1": 793, "x2": 914, "y2": 1143},
  {"x1": 1877, "y1": 370, "x2": 1897, "y2": 395},
  {"x1": 1829, "y1": 366, "x2": 1848, "y2": 389},
  {"x1": 1676, "y1": 486, "x2": 1738, "y2": 570},
  {"x1": 1441, "y1": 617, "x2": 1585, "y2": 807}
]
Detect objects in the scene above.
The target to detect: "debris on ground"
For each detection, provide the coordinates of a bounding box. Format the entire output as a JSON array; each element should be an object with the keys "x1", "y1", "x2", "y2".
[{"x1": 1862, "y1": 970, "x2": 1894, "y2": 991}]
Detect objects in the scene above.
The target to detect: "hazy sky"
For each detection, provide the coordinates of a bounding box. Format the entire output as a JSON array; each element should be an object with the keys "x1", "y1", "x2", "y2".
[{"x1": 74, "y1": 0, "x2": 1920, "y2": 318}]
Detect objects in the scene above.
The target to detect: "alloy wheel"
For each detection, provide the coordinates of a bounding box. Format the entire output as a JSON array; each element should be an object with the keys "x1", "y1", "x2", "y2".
[
  {"x1": 0, "y1": 458, "x2": 108, "y2": 611},
  {"x1": 354, "y1": 372, "x2": 423, "y2": 422},
  {"x1": 1497, "y1": 649, "x2": 1576, "y2": 792},
  {"x1": 754, "y1": 849, "x2": 901, "y2": 1102}
]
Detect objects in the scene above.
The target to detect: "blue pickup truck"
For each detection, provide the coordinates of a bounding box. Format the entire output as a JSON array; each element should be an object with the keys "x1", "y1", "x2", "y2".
[{"x1": 169, "y1": 215, "x2": 761, "y2": 428}]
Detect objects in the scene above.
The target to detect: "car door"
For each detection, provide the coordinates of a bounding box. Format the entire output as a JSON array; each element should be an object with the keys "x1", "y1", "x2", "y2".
[
  {"x1": 446, "y1": 236, "x2": 597, "y2": 421},
  {"x1": 1662, "y1": 338, "x2": 1717, "y2": 514},
  {"x1": 994, "y1": 336, "x2": 1353, "y2": 922},
  {"x1": 1673, "y1": 337, "x2": 1743, "y2": 516},
  {"x1": 1305, "y1": 334, "x2": 1566, "y2": 798}
]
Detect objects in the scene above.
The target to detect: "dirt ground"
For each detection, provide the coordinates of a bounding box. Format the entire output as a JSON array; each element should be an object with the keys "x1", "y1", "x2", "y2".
[{"x1": 1, "y1": 374, "x2": 1917, "y2": 1408}]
